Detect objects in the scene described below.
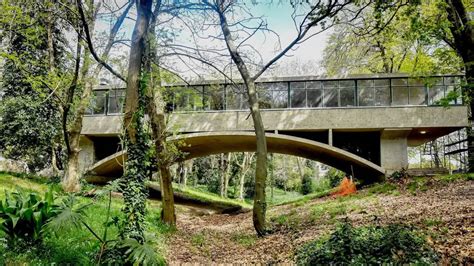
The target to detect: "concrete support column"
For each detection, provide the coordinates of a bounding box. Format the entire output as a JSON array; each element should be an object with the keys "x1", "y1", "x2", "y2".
[
  {"x1": 380, "y1": 129, "x2": 411, "y2": 175},
  {"x1": 328, "y1": 129, "x2": 333, "y2": 146}
]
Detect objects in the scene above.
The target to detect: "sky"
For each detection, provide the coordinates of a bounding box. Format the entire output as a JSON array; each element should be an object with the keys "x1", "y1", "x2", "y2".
[{"x1": 95, "y1": 0, "x2": 331, "y2": 80}]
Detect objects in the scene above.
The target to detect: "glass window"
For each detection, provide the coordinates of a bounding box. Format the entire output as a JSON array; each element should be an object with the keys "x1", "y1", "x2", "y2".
[
  {"x1": 408, "y1": 78, "x2": 424, "y2": 86},
  {"x1": 290, "y1": 82, "x2": 306, "y2": 108},
  {"x1": 89, "y1": 91, "x2": 106, "y2": 115},
  {"x1": 322, "y1": 80, "x2": 337, "y2": 89},
  {"x1": 340, "y1": 88, "x2": 355, "y2": 107},
  {"x1": 204, "y1": 85, "x2": 224, "y2": 110},
  {"x1": 374, "y1": 87, "x2": 390, "y2": 106},
  {"x1": 409, "y1": 86, "x2": 426, "y2": 105},
  {"x1": 339, "y1": 80, "x2": 355, "y2": 88},
  {"x1": 392, "y1": 78, "x2": 408, "y2": 86},
  {"x1": 307, "y1": 89, "x2": 323, "y2": 107},
  {"x1": 257, "y1": 85, "x2": 272, "y2": 109},
  {"x1": 174, "y1": 87, "x2": 192, "y2": 111},
  {"x1": 324, "y1": 89, "x2": 338, "y2": 107},
  {"x1": 444, "y1": 76, "x2": 460, "y2": 85},
  {"x1": 291, "y1": 89, "x2": 306, "y2": 107},
  {"x1": 428, "y1": 86, "x2": 444, "y2": 105},
  {"x1": 392, "y1": 87, "x2": 409, "y2": 105},
  {"x1": 108, "y1": 89, "x2": 125, "y2": 114},
  {"x1": 189, "y1": 86, "x2": 204, "y2": 110},
  {"x1": 272, "y1": 90, "x2": 288, "y2": 108},
  {"x1": 374, "y1": 79, "x2": 389, "y2": 87},
  {"x1": 358, "y1": 86, "x2": 374, "y2": 106},
  {"x1": 306, "y1": 81, "x2": 321, "y2": 90}
]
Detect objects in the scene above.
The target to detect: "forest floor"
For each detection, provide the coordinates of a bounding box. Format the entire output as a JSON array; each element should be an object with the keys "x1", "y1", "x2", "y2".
[{"x1": 166, "y1": 176, "x2": 474, "y2": 264}]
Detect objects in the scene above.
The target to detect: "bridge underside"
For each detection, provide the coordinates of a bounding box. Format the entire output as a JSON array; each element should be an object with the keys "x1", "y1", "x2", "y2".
[{"x1": 87, "y1": 132, "x2": 385, "y2": 183}]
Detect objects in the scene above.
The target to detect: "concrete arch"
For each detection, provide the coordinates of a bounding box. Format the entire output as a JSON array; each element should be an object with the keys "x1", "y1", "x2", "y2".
[{"x1": 87, "y1": 132, "x2": 385, "y2": 182}]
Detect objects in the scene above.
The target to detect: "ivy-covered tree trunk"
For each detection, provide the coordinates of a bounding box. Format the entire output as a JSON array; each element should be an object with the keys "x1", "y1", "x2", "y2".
[{"x1": 121, "y1": 0, "x2": 152, "y2": 242}]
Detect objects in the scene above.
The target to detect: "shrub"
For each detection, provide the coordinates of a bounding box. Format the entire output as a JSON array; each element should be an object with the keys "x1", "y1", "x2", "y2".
[
  {"x1": 300, "y1": 175, "x2": 313, "y2": 195},
  {"x1": 325, "y1": 168, "x2": 345, "y2": 188},
  {"x1": 0, "y1": 189, "x2": 60, "y2": 245},
  {"x1": 296, "y1": 221, "x2": 438, "y2": 265},
  {"x1": 389, "y1": 168, "x2": 410, "y2": 181}
]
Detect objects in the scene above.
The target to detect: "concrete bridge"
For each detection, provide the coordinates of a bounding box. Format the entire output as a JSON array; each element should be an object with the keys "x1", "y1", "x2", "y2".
[{"x1": 79, "y1": 74, "x2": 467, "y2": 181}]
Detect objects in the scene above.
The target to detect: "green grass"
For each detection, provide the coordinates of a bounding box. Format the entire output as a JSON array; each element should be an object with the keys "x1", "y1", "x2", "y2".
[
  {"x1": 0, "y1": 173, "x2": 170, "y2": 265},
  {"x1": 273, "y1": 189, "x2": 333, "y2": 207},
  {"x1": 266, "y1": 187, "x2": 303, "y2": 205},
  {"x1": 170, "y1": 183, "x2": 253, "y2": 209},
  {"x1": 231, "y1": 233, "x2": 257, "y2": 247}
]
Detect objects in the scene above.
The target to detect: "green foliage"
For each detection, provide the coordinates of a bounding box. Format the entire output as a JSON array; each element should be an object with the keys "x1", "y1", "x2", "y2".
[
  {"x1": 296, "y1": 221, "x2": 438, "y2": 265},
  {"x1": 325, "y1": 168, "x2": 345, "y2": 188},
  {"x1": 0, "y1": 0, "x2": 67, "y2": 171},
  {"x1": 389, "y1": 168, "x2": 410, "y2": 181},
  {"x1": 300, "y1": 175, "x2": 313, "y2": 195},
  {"x1": 0, "y1": 189, "x2": 60, "y2": 244}
]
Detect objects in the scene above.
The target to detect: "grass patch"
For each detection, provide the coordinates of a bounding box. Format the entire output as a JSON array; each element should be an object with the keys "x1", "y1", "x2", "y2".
[
  {"x1": 231, "y1": 233, "x2": 257, "y2": 247},
  {"x1": 311, "y1": 198, "x2": 361, "y2": 222},
  {"x1": 191, "y1": 232, "x2": 206, "y2": 247},
  {"x1": 266, "y1": 187, "x2": 303, "y2": 205},
  {"x1": 423, "y1": 218, "x2": 443, "y2": 227},
  {"x1": 152, "y1": 182, "x2": 252, "y2": 210},
  {"x1": 273, "y1": 189, "x2": 332, "y2": 207},
  {"x1": 366, "y1": 182, "x2": 398, "y2": 195}
]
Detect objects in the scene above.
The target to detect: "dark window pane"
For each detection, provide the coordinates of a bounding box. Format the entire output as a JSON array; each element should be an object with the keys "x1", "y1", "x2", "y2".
[
  {"x1": 204, "y1": 85, "x2": 224, "y2": 110},
  {"x1": 108, "y1": 90, "x2": 125, "y2": 114},
  {"x1": 428, "y1": 86, "x2": 444, "y2": 105},
  {"x1": 322, "y1": 81, "x2": 337, "y2": 89},
  {"x1": 340, "y1": 88, "x2": 355, "y2": 107},
  {"x1": 392, "y1": 87, "x2": 409, "y2": 105},
  {"x1": 358, "y1": 87, "x2": 374, "y2": 106},
  {"x1": 339, "y1": 80, "x2": 355, "y2": 88},
  {"x1": 272, "y1": 90, "x2": 288, "y2": 108},
  {"x1": 291, "y1": 89, "x2": 306, "y2": 107},
  {"x1": 374, "y1": 79, "x2": 389, "y2": 86},
  {"x1": 307, "y1": 89, "x2": 323, "y2": 107},
  {"x1": 91, "y1": 91, "x2": 106, "y2": 114},
  {"x1": 306, "y1": 81, "x2": 321, "y2": 89},
  {"x1": 392, "y1": 78, "x2": 407, "y2": 86},
  {"x1": 374, "y1": 87, "x2": 390, "y2": 106},
  {"x1": 257, "y1": 87, "x2": 272, "y2": 109},
  {"x1": 324, "y1": 89, "x2": 338, "y2": 107},
  {"x1": 409, "y1": 86, "x2": 426, "y2": 105},
  {"x1": 175, "y1": 87, "x2": 191, "y2": 111}
]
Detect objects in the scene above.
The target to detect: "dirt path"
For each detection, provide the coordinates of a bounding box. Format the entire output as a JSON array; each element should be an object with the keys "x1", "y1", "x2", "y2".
[{"x1": 166, "y1": 180, "x2": 474, "y2": 264}]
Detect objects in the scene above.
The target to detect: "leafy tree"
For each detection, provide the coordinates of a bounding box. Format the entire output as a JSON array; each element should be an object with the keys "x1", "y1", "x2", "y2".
[{"x1": 0, "y1": 0, "x2": 66, "y2": 172}]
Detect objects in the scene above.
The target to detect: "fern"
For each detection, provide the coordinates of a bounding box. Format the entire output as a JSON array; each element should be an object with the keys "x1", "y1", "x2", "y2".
[{"x1": 121, "y1": 238, "x2": 165, "y2": 266}]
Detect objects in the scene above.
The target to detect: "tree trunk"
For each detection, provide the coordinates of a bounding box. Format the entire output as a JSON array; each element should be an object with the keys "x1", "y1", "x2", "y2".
[
  {"x1": 121, "y1": 0, "x2": 152, "y2": 242},
  {"x1": 145, "y1": 0, "x2": 176, "y2": 225},
  {"x1": 62, "y1": 0, "x2": 131, "y2": 192},
  {"x1": 444, "y1": 0, "x2": 474, "y2": 172},
  {"x1": 223, "y1": 153, "x2": 232, "y2": 198}
]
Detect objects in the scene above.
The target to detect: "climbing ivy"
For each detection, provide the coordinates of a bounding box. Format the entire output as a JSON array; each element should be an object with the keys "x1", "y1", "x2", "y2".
[{"x1": 119, "y1": 74, "x2": 153, "y2": 243}]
